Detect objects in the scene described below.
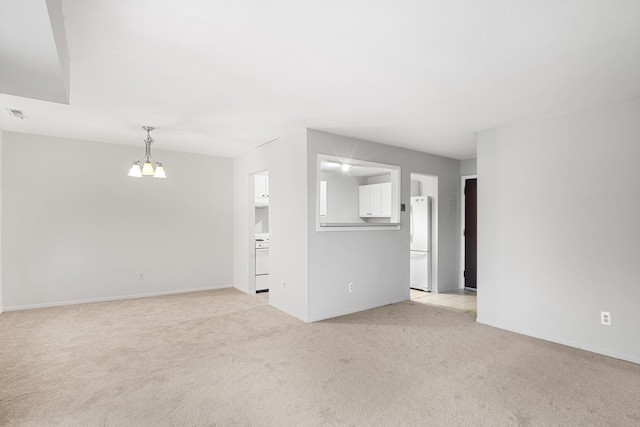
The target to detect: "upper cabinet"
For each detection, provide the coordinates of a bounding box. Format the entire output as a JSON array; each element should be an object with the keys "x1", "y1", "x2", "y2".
[
  {"x1": 359, "y1": 182, "x2": 391, "y2": 217},
  {"x1": 255, "y1": 174, "x2": 269, "y2": 205},
  {"x1": 380, "y1": 182, "x2": 391, "y2": 217}
]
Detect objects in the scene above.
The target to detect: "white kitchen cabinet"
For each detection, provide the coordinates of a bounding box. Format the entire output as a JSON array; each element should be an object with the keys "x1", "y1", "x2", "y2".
[
  {"x1": 380, "y1": 182, "x2": 391, "y2": 216},
  {"x1": 358, "y1": 185, "x2": 369, "y2": 217},
  {"x1": 255, "y1": 174, "x2": 269, "y2": 205},
  {"x1": 359, "y1": 183, "x2": 391, "y2": 217},
  {"x1": 255, "y1": 248, "x2": 269, "y2": 275},
  {"x1": 255, "y1": 275, "x2": 269, "y2": 291},
  {"x1": 369, "y1": 184, "x2": 382, "y2": 216},
  {"x1": 255, "y1": 245, "x2": 269, "y2": 292}
]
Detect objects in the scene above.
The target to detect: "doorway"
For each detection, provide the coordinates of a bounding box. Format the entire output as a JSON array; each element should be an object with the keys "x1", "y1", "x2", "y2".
[
  {"x1": 409, "y1": 173, "x2": 438, "y2": 296},
  {"x1": 461, "y1": 175, "x2": 477, "y2": 291},
  {"x1": 249, "y1": 170, "x2": 270, "y2": 294}
]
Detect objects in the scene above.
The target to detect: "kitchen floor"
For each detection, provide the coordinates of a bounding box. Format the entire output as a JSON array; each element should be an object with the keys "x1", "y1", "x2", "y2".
[{"x1": 410, "y1": 289, "x2": 477, "y2": 317}]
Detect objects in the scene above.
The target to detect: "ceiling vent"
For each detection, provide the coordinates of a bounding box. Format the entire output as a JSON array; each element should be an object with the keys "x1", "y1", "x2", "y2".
[{"x1": 6, "y1": 109, "x2": 28, "y2": 120}]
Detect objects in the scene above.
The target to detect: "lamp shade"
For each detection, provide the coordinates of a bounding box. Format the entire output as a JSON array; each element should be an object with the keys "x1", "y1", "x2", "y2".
[
  {"x1": 128, "y1": 127, "x2": 168, "y2": 178},
  {"x1": 128, "y1": 162, "x2": 143, "y2": 177},
  {"x1": 153, "y1": 164, "x2": 167, "y2": 179},
  {"x1": 141, "y1": 161, "x2": 155, "y2": 175}
]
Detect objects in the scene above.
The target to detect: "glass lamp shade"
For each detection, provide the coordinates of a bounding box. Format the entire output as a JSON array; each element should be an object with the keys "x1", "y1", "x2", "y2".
[
  {"x1": 153, "y1": 164, "x2": 167, "y2": 179},
  {"x1": 141, "y1": 161, "x2": 155, "y2": 175},
  {"x1": 128, "y1": 162, "x2": 143, "y2": 177}
]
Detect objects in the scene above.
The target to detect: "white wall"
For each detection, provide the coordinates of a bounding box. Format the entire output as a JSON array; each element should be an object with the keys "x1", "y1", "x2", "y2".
[
  {"x1": 232, "y1": 130, "x2": 309, "y2": 321},
  {"x1": 460, "y1": 158, "x2": 477, "y2": 176},
  {"x1": 320, "y1": 171, "x2": 364, "y2": 224},
  {"x1": 411, "y1": 175, "x2": 437, "y2": 199},
  {"x1": 367, "y1": 174, "x2": 391, "y2": 185},
  {"x1": 0, "y1": 131, "x2": 3, "y2": 313},
  {"x1": 477, "y1": 98, "x2": 640, "y2": 363},
  {"x1": 2, "y1": 131, "x2": 233, "y2": 309},
  {"x1": 306, "y1": 130, "x2": 460, "y2": 321},
  {"x1": 255, "y1": 207, "x2": 269, "y2": 234}
]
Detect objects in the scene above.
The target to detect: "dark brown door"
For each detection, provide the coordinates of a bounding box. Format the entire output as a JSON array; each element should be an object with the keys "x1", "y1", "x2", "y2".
[{"x1": 464, "y1": 179, "x2": 477, "y2": 289}]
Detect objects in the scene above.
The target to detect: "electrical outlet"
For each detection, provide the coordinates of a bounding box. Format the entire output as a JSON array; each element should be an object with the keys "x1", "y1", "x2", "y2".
[
  {"x1": 281, "y1": 281, "x2": 286, "y2": 289},
  {"x1": 348, "y1": 282, "x2": 354, "y2": 292},
  {"x1": 139, "y1": 272, "x2": 144, "y2": 280},
  {"x1": 601, "y1": 312, "x2": 611, "y2": 326}
]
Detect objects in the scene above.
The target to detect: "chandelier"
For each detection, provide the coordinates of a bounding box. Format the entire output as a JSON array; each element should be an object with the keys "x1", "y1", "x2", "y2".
[{"x1": 128, "y1": 126, "x2": 167, "y2": 178}]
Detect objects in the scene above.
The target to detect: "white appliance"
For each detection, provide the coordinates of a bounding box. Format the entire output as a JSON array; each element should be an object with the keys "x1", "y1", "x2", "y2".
[
  {"x1": 255, "y1": 240, "x2": 269, "y2": 292},
  {"x1": 410, "y1": 196, "x2": 431, "y2": 291}
]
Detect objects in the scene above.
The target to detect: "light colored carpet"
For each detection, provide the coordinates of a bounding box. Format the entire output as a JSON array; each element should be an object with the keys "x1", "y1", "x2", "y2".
[{"x1": 1, "y1": 288, "x2": 638, "y2": 426}]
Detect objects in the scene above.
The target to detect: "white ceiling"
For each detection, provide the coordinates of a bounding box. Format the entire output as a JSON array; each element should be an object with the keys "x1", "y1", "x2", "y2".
[
  {"x1": 1, "y1": 0, "x2": 639, "y2": 159},
  {"x1": 0, "y1": 0, "x2": 69, "y2": 103}
]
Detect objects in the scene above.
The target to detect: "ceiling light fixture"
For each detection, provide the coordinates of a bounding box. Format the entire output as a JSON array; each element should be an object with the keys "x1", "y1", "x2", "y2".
[
  {"x1": 341, "y1": 163, "x2": 352, "y2": 172},
  {"x1": 128, "y1": 126, "x2": 167, "y2": 178}
]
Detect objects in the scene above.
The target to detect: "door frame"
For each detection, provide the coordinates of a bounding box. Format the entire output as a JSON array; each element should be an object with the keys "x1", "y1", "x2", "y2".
[
  {"x1": 248, "y1": 169, "x2": 269, "y2": 294},
  {"x1": 248, "y1": 172, "x2": 257, "y2": 294},
  {"x1": 409, "y1": 173, "x2": 438, "y2": 293},
  {"x1": 460, "y1": 175, "x2": 477, "y2": 291}
]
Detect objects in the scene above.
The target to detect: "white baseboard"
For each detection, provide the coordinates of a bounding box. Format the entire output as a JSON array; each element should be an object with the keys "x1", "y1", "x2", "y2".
[
  {"x1": 233, "y1": 284, "x2": 251, "y2": 294},
  {"x1": 476, "y1": 317, "x2": 640, "y2": 365},
  {"x1": 268, "y1": 301, "x2": 307, "y2": 322},
  {"x1": 2, "y1": 284, "x2": 233, "y2": 312},
  {"x1": 307, "y1": 297, "x2": 407, "y2": 323}
]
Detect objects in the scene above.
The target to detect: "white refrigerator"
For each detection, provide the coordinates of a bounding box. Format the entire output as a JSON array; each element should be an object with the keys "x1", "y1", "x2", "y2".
[{"x1": 410, "y1": 196, "x2": 431, "y2": 291}]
